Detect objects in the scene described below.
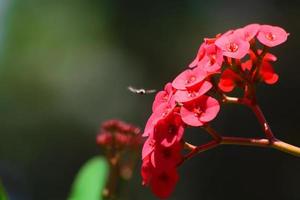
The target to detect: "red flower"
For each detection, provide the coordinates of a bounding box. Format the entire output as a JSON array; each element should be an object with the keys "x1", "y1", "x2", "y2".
[
  {"x1": 151, "y1": 110, "x2": 184, "y2": 147},
  {"x1": 180, "y1": 95, "x2": 220, "y2": 127},
  {"x1": 259, "y1": 61, "x2": 279, "y2": 84},
  {"x1": 141, "y1": 23, "x2": 289, "y2": 198},
  {"x1": 141, "y1": 155, "x2": 154, "y2": 185},
  {"x1": 151, "y1": 142, "x2": 183, "y2": 169},
  {"x1": 172, "y1": 67, "x2": 207, "y2": 90},
  {"x1": 215, "y1": 33, "x2": 250, "y2": 59},
  {"x1": 96, "y1": 131, "x2": 112, "y2": 146},
  {"x1": 97, "y1": 119, "x2": 141, "y2": 150},
  {"x1": 240, "y1": 49, "x2": 279, "y2": 85},
  {"x1": 258, "y1": 50, "x2": 277, "y2": 62},
  {"x1": 174, "y1": 80, "x2": 212, "y2": 103},
  {"x1": 257, "y1": 25, "x2": 289, "y2": 47},
  {"x1": 143, "y1": 102, "x2": 175, "y2": 137},
  {"x1": 149, "y1": 167, "x2": 179, "y2": 199},
  {"x1": 142, "y1": 108, "x2": 184, "y2": 160},
  {"x1": 197, "y1": 43, "x2": 223, "y2": 73},
  {"x1": 218, "y1": 69, "x2": 243, "y2": 92},
  {"x1": 152, "y1": 83, "x2": 175, "y2": 112}
]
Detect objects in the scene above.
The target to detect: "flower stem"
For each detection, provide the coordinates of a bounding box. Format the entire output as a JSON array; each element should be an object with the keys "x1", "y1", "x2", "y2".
[
  {"x1": 183, "y1": 140, "x2": 219, "y2": 162},
  {"x1": 222, "y1": 136, "x2": 300, "y2": 157},
  {"x1": 221, "y1": 95, "x2": 247, "y2": 105},
  {"x1": 271, "y1": 140, "x2": 300, "y2": 157},
  {"x1": 204, "y1": 125, "x2": 222, "y2": 142},
  {"x1": 183, "y1": 85, "x2": 300, "y2": 164},
  {"x1": 182, "y1": 136, "x2": 300, "y2": 164},
  {"x1": 221, "y1": 136, "x2": 270, "y2": 147},
  {"x1": 249, "y1": 104, "x2": 275, "y2": 140}
]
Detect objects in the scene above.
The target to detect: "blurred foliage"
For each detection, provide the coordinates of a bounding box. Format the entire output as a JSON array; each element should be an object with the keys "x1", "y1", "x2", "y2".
[
  {"x1": 68, "y1": 156, "x2": 109, "y2": 200},
  {"x1": 0, "y1": 180, "x2": 8, "y2": 200}
]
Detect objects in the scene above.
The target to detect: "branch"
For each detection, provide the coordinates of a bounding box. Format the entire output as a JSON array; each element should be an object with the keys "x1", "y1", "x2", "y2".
[
  {"x1": 221, "y1": 95, "x2": 248, "y2": 105},
  {"x1": 204, "y1": 125, "x2": 222, "y2": 142},
  {"x1": 249, "y1": 104, "x2": 275, "y2": 140},
  {"x1": 181, "y1": 136, "x2": 300, "y2": 166},
  {"x1": 221, "y1": 95, "x2": 275, "y2": 140},
  {"x1": 182, "y1": 140, "x2": 219, "y2": 162},
  {"x1": 222, "y1": 136, "x2": 300, "y2": 157}
]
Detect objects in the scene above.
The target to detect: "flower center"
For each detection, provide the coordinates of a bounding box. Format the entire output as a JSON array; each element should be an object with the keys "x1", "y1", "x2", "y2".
[
  {"x1": 265, "y1": 32, "x2": 276, "y2": 41},
  {"x1": 187, "y1": 91, "x2": 197, "y2": 98},
  {"x1": 158, "y1": 172, "x2": 169, "y2": 183},
  {"x1": 186, "y1": 75, "x2": 196, "y2": 84},
  {"x1": 168, "y1": 124, "x2": 177, "y2": 135},
  {"x1": 162, "y1": 93, "x2": 169, "y2": 101},
  {"x1": 209, "y1": 54, "x2": 216, "y2": 65},
  {"x1": 162, "y1": 148, "x2": 172, "y2": 158},
  {"x1": 193, "y1": 106, "x2": 203, "y2": 117},
  {"x1": 149, "y1": 139, "x2": 155, "y2": 147},
  {"x1": 226, "y1": 42, "x2": 239, "y2": 52}
]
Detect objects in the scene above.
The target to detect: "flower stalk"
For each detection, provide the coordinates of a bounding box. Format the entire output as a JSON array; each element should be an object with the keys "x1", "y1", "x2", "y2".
[{"x1": 182, "y1": 97, "x2": 300, "y2": 163}]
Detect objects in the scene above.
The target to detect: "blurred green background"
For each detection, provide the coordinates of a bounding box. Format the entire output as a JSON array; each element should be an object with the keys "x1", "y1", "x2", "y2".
[{"x1": 0, "y1": 0, "x2": 300, "y2": 199}]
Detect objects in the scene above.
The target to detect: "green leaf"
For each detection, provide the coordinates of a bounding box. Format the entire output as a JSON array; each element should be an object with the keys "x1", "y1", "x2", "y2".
[
  {"x1": 68, "y1": 156, "x2": 109, "y2": 200},
  {"x1": 0, "y1": 180, "x2": 8, "y2": 200}
]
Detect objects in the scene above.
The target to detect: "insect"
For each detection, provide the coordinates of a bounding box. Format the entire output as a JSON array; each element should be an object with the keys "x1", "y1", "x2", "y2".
[{"x1": 127, "y1": 86, "x2": 156, "y2": 95}]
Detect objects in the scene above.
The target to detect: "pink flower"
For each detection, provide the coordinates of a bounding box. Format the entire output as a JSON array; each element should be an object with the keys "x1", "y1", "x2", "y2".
[
  {"x1": 189, "y1": 43, "x2": 206, "y2": 68},
  {"x1": 143, "y1": 102, "x2": 175, "y2": 137},
  {"x1": 174, "y1": 80, "x2": 212, "y2": 103},
  {"x1": 257, "y1": 25, "x2": 289, "y2": 47},
  {"x1": 152, "y1": 83, "x2": 175, "y2": 112},
  {"x1": 180, "y1": 95, "x2": 220, "y2": 127},
  {"x1": 215, "y1": 33, "x2": 250, "y2": 59},
  {"x1": 149, "y1": 167, "x2": 179, "y2": 199},
  {"x1": 172, "y1": 67, "x2": 207, "y2": 90},
  {"x1": 197, "y1": 44, "x2": 223, "y2": 73},
  {"x1": 235, "y1": 24, "x2": 260, "y2": 41},
  {"x1": 151, "y1": 142, "x2": 183, "y2": 169}
]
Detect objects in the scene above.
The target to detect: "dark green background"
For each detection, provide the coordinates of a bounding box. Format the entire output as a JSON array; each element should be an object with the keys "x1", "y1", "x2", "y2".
[{"x1": 0, "y1": 0, "x2": 299, "y2": 199}]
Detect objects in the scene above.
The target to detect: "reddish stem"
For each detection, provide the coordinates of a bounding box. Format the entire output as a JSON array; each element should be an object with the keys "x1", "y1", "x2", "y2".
[
  {"x1": 183, "y1": 136, "x2": 300, "y2": 164},
  {"x1": 182, "y1": 74, "x2": 300, "y2": 164},
  {"x1": 222, "y1": 95, "x2": 275, "y2": 140},
  {"x1": 249, "y1": 104, "x2": 275, "y2": 140},
  {"x1": 204, "y1": 125, "x2": 222, "y2": 142},
  {"x1": 183, "y1": 140, "x2": 219, "y2": 162}
]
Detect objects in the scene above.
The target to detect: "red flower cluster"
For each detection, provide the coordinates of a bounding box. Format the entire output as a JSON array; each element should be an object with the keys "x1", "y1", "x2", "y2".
[
  {"x1": 141, "y1": 24, "x2": 288, "y2": 199},
  {"x1": 97, "y1": 119, "x2": 142, "y2": 150}
]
